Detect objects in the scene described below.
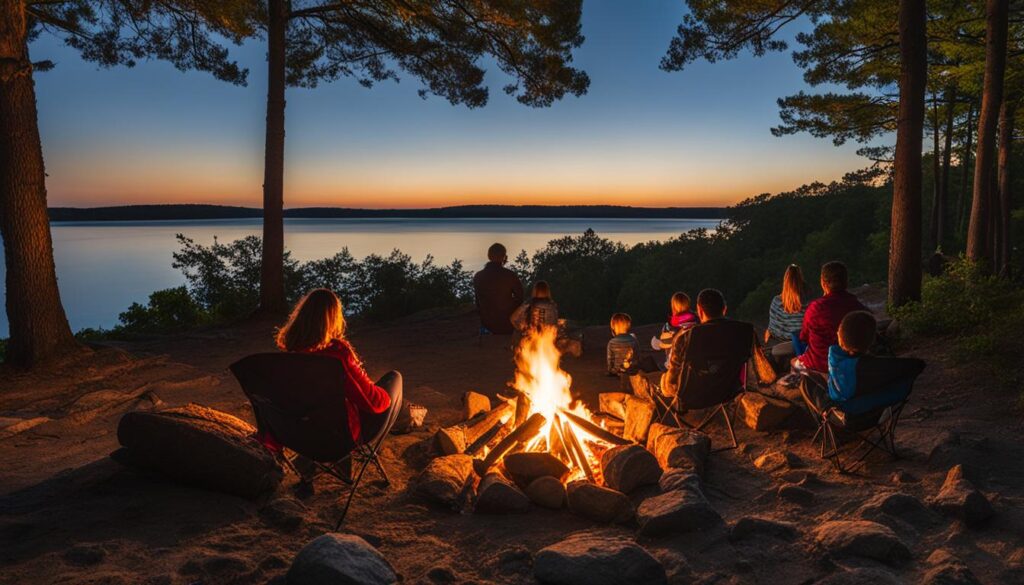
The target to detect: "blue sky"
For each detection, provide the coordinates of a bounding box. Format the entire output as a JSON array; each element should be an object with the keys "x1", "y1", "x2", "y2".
[{"x1": 31, "y1": 0, "x2": 868, "y2": 208}]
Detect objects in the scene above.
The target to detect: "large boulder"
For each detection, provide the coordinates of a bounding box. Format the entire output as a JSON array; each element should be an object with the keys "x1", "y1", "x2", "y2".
[
  {"x1": 636, "y1": 485, "x2": 721, "y2": 537},
  {"x1": 646, "y1": 424, "x2": 710, "y2": 476},
  {"x1": 114, "y1": 404, "x2": 283, "y2": 498},
  {"x1": 503, "y1": 452, "x2": 569, "y2": 489},
  {"x1": 930, "y1": 465, "x2": 994, "y2": 527},
  {"x1": 534, "y1": 531, "x2": 667, "y2": 585},
  {"x1": 600, "y1": 444, "x2": 662, "y2": 494},
  {"x1": 566, "y1": 481, "x2": 634, "y2": 524},
  {"x1": 737, "y1": 392, "x2": 796, "y2": 431},
  {"x1": 813, "y1": 520, "x2": 911, "y2": 566},
  {"x1": 286, "y1": 533, "x2": 397, "y2": 585},
  {"x1": 526, "y1": 476, "x2": 566, "y2": 509},
  {"x1": 476, "y1": 473, "x2": 530, "y2": 514},
  {"x1": 416, "y1": 454, "x2": 474, "y2": 508}
]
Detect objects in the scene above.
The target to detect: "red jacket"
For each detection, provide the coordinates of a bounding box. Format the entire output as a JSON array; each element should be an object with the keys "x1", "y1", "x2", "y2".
[
  {"x1": 312, "y1": 339, "x2": 391, "y2": 442},
  {"x1": 798, "y1": 290, "x2": 867, "y2": 373}
]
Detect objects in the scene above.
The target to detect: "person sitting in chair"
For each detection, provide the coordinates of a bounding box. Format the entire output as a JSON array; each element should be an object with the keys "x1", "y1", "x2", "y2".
[
  {"x1": 275, "y1": 289, "x2": 403, "y2": 450},
  {"x1": 473, "y1": 243, "x2": 525, "y2": 335},
  {"x1": 794, "y1": 261, "x2": 867, "y2": 374},
  {"x1": 801, "y1": 310, "x2": 924, "y2": 417},
  {"x1": 655, "y1": 288, "x2": 775, "y2": 404}
]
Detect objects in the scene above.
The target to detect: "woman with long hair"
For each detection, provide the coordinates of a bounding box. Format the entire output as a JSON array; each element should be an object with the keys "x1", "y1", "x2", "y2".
[
  {"x1": 275, "y1": 289, "x2": 403, "y2": 449},
  {"x1": 765, "y1": 264, "x2": 808, "y2": 373}
]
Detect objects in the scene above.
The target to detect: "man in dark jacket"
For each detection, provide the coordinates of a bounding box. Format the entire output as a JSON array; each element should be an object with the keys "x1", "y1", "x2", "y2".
[{"x1": 473, "y1": 243, "x2": 524, "y2": 334}]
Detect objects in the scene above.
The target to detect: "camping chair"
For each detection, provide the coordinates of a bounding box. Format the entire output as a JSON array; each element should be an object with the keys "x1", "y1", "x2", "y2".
[
  {"x1": 800, "y1": 357, "x2": 925, "y2": 474},
  {"x1": 654, "y1": 321, "x2": 754, "y2": 452},
  {"x1": 230, "y1": 353, "x2": 394, "y2": 528}
]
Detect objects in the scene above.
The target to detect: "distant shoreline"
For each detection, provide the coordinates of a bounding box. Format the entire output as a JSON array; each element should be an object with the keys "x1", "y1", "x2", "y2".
[{"x1": 48, "y1": 204, "x2": 727, "y2": 222}]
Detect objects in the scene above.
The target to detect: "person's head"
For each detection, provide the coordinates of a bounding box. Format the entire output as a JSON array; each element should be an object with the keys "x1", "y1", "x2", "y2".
[
  {"x1": 820, "y1": 261, "x2": 849, "y2": 294},
  {"x1": 781, "y1": 264, "x2": 806, "y2": 313},
  {"x1": 670, "y1": 292, "x2": 691, "y2": 316},
  {"x1": 696, "y1": 288, "x2": 727, "y2": 321},
  {"x1": 531, "y1": 280, "x2": 552, "y2": 300},
  {"x1": 610, "y1": 313, "x2": 632, "y2": 335},
  {"x1": 837, "y1": 310, "x2": 876, "y2": 355},
  {"x1": 275, "y1": 288, "x2": 346, "y2": 352},
  {"x1": 487, "y1": 243, "x2": 508, "y2": 265}
]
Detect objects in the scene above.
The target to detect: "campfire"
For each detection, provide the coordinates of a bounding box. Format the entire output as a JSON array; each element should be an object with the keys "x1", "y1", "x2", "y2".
[{"x1": 435, "y1": 325, "x2": 629, "y2": 489}]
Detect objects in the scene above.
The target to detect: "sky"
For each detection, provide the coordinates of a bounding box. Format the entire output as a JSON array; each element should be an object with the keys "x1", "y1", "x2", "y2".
[{"x1": 31, "y1": 1, "x2": 869, "y2": 209}]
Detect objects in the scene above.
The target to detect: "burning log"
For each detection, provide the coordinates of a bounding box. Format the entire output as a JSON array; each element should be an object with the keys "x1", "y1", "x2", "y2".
[
  {"x1": 433, "y1": 402, "x2": 513, "y2": 455},
  {"x1": 552, "y1": 414, "x2": 579, "y2": 470},
  {"x1": 473, "y1": 413, "x2": 546, "y2": 476},
  {"x1": 464, "y1": 419, "x2": 506, "y2": 456},
  {"x1": 463, "y1": 391, "x2": 492, "y2": 420},
  {"x1": 513, "y1": 391, "x2": 531, "y2": 428},
  {"x1": 562, "y1": 419, "x2": 595, "y2": 483},
  {"x1": 559, "y1": 409, "x2": 630, "y2": 446}
]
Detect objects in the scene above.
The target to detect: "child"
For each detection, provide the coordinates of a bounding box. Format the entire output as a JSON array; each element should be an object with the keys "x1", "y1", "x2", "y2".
[
  {"x1": 607, "y1": 313, "x2": 641, "y2": 376},
  {"x1": 650, "y1": 292, "x2": 700, "y2": 367},
  {"x1": 801, "y1": 310, "x2": 924, "y2": 416},
  {"x1": 513, "y1": 280, "x2": 559, "y2": 332}
]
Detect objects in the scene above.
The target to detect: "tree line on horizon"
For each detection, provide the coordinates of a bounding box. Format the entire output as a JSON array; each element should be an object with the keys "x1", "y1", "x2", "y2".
[{"x1": 0, "y1": 0, "x2": 1021, "y2": 368}]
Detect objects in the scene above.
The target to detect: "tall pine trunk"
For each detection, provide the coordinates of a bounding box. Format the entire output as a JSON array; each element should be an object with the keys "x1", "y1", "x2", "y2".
[
  {"x1": 929, "y1": 94, "x2": 941, "y2": 252},
  {"x1": 966, "y1": 0, "x2": 1009, "y2": 265},
  {"x1": 997, "y1": 97, "x2": 1014, "y2": 276},
  {"x1": 889, "y1": 0, "x2": 927, "y2": 307},
  {"x1": 0, "y1": 0, "x2": 76, "y2": 367},
  {"x1": 939, "y1": 86, "x2": 955, "y2": 249},
  {"x1": 957, "y1": 103, "x2": 974, "y2": 239},
  {"x1": 259, "y1": 0, "x2": 288, "y2": 314}
]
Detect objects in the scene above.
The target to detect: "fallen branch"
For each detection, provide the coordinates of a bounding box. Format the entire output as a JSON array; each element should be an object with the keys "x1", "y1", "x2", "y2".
[{"x1": 473, "y1": 412, "x2": 546, "y2": 476}]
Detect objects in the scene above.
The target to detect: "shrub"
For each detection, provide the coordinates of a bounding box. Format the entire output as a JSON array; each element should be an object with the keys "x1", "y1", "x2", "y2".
[{"x1": 117, "y1": 287, "x2": 209, "y2": 333}]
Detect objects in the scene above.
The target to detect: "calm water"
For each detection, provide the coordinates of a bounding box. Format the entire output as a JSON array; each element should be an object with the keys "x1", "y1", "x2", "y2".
[{"x1": 0, "y1": 217, "x2": 719, "y2": 336}]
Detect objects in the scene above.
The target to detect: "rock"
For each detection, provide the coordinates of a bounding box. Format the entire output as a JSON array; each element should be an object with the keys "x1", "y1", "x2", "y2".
[
  {"x1": 623, "y1": 396, "x2": 656, "y2": 442},
  {"x1": 752, "y1": 449, "x2": 786, "y2": 471},
  {"x1": 813, "y1": 520, "x2": 911, "y2": 565},
  {"x1": 566, "y1": 481, "x2": 634, "y2": 524},
  {"x1": 534, "y1": 531, "x2": 667, "y2": 585},
  {"x1": 598, "y1": 392, "x2": 629, "y2": 420},
  {"x1": 930, "y1": 465, "x2": 994, "y2": 527},
  {"x1": 728, "y1": 517, "x2": 798, "y2": 542},
  {"x1": 636, "y1": 484, "x2": 721, "y2": 537},
  {"x1": 433, "y1": 426, "x2": 466, "y2": 456},
  {"x1": 922, "y1": 549, "x2": 981, "y2": 585},
  {"x1": 416, "y1": 454, "x2": 473, "y2": 508},
  {"x1": 526, "y1": 476, "x2": 566, "y2": 509},
  {"x1": 475, "y1": 472, "x2": 530, "y2": 514},
  {"x1": 503, "y1": 452, "x2": 569, "y2": 489},
  {"x1": 462, "y1": 392, "x2": 491, "y2": 421},
  {"x1": 113, "y1": 404, "x2": 283, "y2": 498},
  {"x1": 260, "y1": 497, "x2": 306, "y2": 532},
  {"x1": 737, "y1": 392, "x2": 796, "y2": 431},
  {"x1": 859, "y1": 492, "x2": 938, "y2": 528},
  {"x1": 600, "y1": 444, "x2": 662, "y2": 494},
  {"x1": 777, "y1": 484, "x2": 815, "y2": 506},
  {"x1": 658, "y1": 468, "x2": 701, "y2": 493},
  {"x1": 646, "y1": 423, "x2": 710, "y2": 476},
  {"x1": 816, "y1": 568, "x2": 902, "y2": 585},
  {"x1": 890, "y1": 469, "x2": 920, "y2": 484},
  {"x1": 286, "y1": 533, "x2": 397, "y2": 585}
]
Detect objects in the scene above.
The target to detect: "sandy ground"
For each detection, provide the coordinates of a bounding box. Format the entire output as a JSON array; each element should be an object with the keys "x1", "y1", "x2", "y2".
[{"x1": 1, "y1": 304, "x2": 1023, "y2": 584}]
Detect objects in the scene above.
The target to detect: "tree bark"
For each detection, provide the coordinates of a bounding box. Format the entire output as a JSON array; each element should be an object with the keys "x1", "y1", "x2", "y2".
[
  {"x1": 996, "y1": 97, "x2": 1015, "y2": 276},
  {"x1": 888, "y1": 0, "x2": 927, "y2": 307},
  {"x1": 966, "y1": 0, "x2": 1009, "y2": 265},
  {"x1": 929, "y1": 94, "x2": 941, "y2": 252},
  {"x1": 259, "y1": 0, "x2": 288, "y2": 314},
  {"x1": 957, "y1": 102, "x2": 974, "y2": 239},
  {"x1": 939, "y1": 86, "x2": 956, "y2": 249},
  {"x1": 0, "y1": 0, "x2": 76, "y2": 367}
]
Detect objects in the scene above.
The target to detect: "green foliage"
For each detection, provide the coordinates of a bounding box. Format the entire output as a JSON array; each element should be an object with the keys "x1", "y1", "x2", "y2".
[
  {"x1": 283, "y1": 0, "x2": 589, "y2": 107},
  {"x1": 28, "y1": 1, "x2": 256, "y2": 84},
  {"x1": 118, "y1": 287, "x2": 208, "y2": 333}
]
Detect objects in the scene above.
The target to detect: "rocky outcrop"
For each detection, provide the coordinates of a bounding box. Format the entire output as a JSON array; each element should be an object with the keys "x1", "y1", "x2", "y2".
[
  {"x1": 534, "y1": 531, "x2": 667, "y2": 585},
  {"x1": 286, "y1": 533, "x2": 397, "y2": 585}
]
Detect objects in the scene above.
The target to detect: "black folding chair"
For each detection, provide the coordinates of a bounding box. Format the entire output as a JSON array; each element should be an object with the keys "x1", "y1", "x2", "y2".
[
  {"x1": 800, "y1": 357, "x2": 925, "y2": 474},
  {"x1": 654, "y1": 320, "x2": 755, "y2": 452},
  {"x1": 230, "y1": 353, "x2": 394, "y2": 528}
]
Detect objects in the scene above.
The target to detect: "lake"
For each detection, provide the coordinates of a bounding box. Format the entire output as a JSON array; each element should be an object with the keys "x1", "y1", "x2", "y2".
[{"x1": 0, "y1": 217, "x2": 720, "y2": 336}]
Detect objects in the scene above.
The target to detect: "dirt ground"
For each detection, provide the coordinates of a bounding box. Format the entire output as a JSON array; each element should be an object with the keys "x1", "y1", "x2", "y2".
[{"x1": 1, "y1": 305, "x2": 1022, "y2": 584}]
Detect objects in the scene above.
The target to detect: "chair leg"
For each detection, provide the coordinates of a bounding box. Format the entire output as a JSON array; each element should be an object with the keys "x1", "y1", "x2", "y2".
[{"x1": 335, "y1": 451, "x2": 375, "y2": 530}]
